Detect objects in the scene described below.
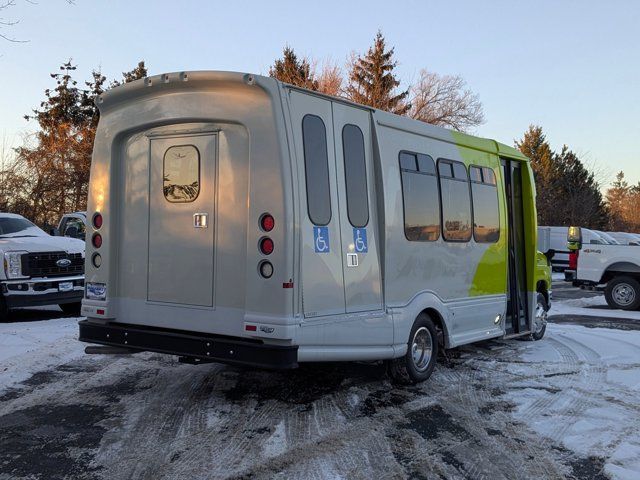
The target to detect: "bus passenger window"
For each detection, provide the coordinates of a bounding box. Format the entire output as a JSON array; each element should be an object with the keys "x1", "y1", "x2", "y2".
[
  {"x1": 342, "y1": 124, "x2": 369, "y2": 228},
  {"x1": 438, "y1": 160, "x2": 472, "y2": 242},
  {"x1": 302, "y1": 115, "x2": 332, "y2": 225},
  {"x1": 470, "y1": 166, "x2": 500, "y2": 243},
  {"x1": 400, "y1": 152, "x2": 440, "y2": 242}
]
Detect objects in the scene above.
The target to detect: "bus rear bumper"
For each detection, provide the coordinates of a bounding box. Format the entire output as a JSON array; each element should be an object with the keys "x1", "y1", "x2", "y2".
[{"x1": 78, "y1": 320, "x2": 298, "y2": 370}]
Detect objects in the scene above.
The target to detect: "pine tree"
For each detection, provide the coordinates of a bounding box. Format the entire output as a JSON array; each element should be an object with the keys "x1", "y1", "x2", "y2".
[
  {"x1": 554, "y1": 146, "x2": 608, "y2": 228},
  {"x1": 269, "y1": 47, "x2": 318, "y2": 90},
  {"x1": 516, "y1": 125, "x2": 558, "y2": 225},
  {"x1": 606, "y1": 171, "x2": 631, "y2": 230},
  {"x1": 346, "y1": 31, "x2": 410, "y2": 115},
  {"x1": 110, "y1": 60, "x2": 148, "y2": 88}
]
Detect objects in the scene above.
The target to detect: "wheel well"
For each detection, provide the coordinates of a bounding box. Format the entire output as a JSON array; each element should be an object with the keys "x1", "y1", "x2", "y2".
[
  {"x1": 536, "y1": 280, "x2": 549, "y2": 304},
  {"x1": 420, "y1": 308, "x2": 447, "y2": 348},
  {"x1": 601, "y1": 264, "x2": 640, "y2": 284}
]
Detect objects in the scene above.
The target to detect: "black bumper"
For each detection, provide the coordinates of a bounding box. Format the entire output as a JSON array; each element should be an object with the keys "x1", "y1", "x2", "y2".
[
  {"x1": 78, "y1": 320, "x2": 298, "y2": 370},
  {"x1": 3, "y1": 290, "x2": 82, "y2": 308}
]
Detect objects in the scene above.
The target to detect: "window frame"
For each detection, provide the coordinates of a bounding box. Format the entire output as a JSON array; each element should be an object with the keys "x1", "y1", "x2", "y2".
[
  {"x1": 469, "y1": 164, "x2": 500, "y2": 244},
  {"x1": 341, "y1": 123, "x2": 370, "y2": 228},
  {"x1": 163, "y1": 144, "x2": 201, "y2": 204},
  {"x1": 399, "y1": 150, "x2": 441, "y2": 242},
  {"x1": 302, "y1": 114, "x2": 332, "y2": 226},
  {"x1": 437, "y1": 158, "x2": 472, "y2": 243}
]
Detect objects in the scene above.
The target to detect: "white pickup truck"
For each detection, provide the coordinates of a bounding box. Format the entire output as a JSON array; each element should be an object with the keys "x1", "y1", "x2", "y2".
[
  {"x1": 1, "y1": 213, "x2": 85, "y2": 320},
  {"x1": 566, "y1": 226, "x2": 640, "y2": 310}
]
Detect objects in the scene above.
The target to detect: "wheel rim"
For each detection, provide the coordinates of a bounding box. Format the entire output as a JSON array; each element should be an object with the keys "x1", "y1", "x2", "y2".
[
  {"x1": 411, "y1": 327, "x2": 433, "y2": 372},
  {"x1": 534, "y1": 301, "x2": 547, "y2": 334},
  {"x1": 612, "y1": 283, "x2": 636, "y2": 307}
]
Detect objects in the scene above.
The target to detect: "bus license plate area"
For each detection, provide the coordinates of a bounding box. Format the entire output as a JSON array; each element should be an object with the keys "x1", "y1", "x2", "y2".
[{"x1": 58, "y1": 281, "x2": 73, "y2": 292}]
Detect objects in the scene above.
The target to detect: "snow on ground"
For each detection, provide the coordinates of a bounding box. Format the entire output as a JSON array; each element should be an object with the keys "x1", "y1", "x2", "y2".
[
  {"x1": 550, "y1": 295, "x2": 640, "y2": 321},
  {"x1": 1, "y1": 293, "x2": 640, "y2": 479},
  {"x1": 506, "y1": 323, "x2": 640, "y2": 480},
  {"x1": 0, "y1": 315, "x2": 84, "y2": 391}
]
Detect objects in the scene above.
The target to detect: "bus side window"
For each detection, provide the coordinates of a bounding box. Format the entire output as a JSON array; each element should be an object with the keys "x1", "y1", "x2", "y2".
[
  {"x1": 399, "y1": 151, "x2": 440, "y2": 242},
  {"x1": 302, "y1": 115, "x2": 332, "y2": 225},
  {"x1": 470, "y1": 166, "x2": 500, "y2": 243},
  {"x1": 342, "y1": 124, "x2": 369, "y2": 228},
  {"x1": 438, "y1": 159, "x2": 472, "y2": 242}
]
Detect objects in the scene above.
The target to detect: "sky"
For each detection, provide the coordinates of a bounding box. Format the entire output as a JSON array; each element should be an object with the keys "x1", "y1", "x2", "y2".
[{"x1": 1, "y1": 0, "x2": 639, "y2": 187}]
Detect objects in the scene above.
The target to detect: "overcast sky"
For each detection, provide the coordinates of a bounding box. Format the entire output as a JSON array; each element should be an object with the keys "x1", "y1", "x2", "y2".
[{"x1": 1, "y1": 0, "x2": 638, "y2": 186}]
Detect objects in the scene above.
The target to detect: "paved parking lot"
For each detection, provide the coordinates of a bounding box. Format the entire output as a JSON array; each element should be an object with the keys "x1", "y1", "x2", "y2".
[{"x1": 1, "y1": 282, "x2": 639, "y2": 480}]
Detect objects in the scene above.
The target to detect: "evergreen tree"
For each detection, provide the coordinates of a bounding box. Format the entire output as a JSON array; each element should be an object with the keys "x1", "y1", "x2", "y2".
[
  {"x1": 606, "y1": 171, "x2": 631, "y2": 230},
  {"x1": 110, "y1": 60, "x2": 148, "y2": 88},
  {"x1": 269, "y1": 47, "x2": 318, "y2": 90},
  {"x1": 346, "y1": 31, "x2": 410, "y2": 115},
  {"x1": 554, "y1": 146, "x2": 608, "y2": 228},
  {"x1": 516, "y1": 125, "x2": 558, "y2": 225}
]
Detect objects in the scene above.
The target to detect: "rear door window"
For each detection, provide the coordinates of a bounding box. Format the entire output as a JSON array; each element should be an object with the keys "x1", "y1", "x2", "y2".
[
  {"x1": 163, "y1": 145, "x2": 200, "y2": 203},
  {"x1": 342, "y1": 124, "x2": 369, "y2": 228},
  {"x1": 302, "y1": 115, "x2": 332, "y2": 225}
]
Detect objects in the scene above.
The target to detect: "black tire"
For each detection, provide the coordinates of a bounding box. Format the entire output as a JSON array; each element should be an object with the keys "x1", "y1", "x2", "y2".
[
  {"x1": 604, "y1": 276, "x2": 640, "y2": 311},
  {"x1": 530, "y1": 292, "x2": 548, "y2": 341},
  {"x1": 59, "y1": 302, "x2": 82, "y2": 316},
  {"x1": 388, "y1": 313, "x2": 439, "y2": 385},
  {"x1": 0, "y1": 296, "x2": 8, "y2": 322}
]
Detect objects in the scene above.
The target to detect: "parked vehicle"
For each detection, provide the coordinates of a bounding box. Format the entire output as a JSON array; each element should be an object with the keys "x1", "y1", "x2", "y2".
[
  {"x1": 79, "y1": 71, "x2": 551, "y2": 384},
  {"x1": 608, "y1": 232, "x2": 640, "y2": 246},
  {"x1": 566, "y1": 226, "x2": 640, "y2": 310},
  {"x1": 541, "y1": 226, "x2": 610, "y2": 271},
  {"x1": 0, "y1": 213, "x2": 85, "y2": 320},
  {"x1": 51, "y1": 212, "x2": 87, "y2": 240},
  {"x1": 593, "y1": 230, "x2": 620, "y2": 245}
]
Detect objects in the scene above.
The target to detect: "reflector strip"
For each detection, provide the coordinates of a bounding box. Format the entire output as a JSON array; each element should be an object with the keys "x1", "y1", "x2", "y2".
[{"x1": 245, "y1": 324, "x2": 257, "y2": 332}]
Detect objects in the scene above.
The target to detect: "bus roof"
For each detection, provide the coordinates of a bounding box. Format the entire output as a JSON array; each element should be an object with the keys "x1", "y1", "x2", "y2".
[{"x1": 97, "y1": 70, "x2": 529, "y2": 163}]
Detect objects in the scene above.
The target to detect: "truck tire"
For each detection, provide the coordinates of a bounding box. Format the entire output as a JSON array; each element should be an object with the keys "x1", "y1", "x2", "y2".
[
  {"x1": 604, "y1": 276, "x2": 640, "y2": 311},
  {"x1": 0, "y1": 296, "x2": 8, "y2": 322},
  {"x1": 59, "y1": 302, "x2": 82, "y2": 316},
  {"x1": 530, "y1": 293, "x2": 548, "y2": 341},
  {"x1": 388, "y1": 313, "x2": 439, "y2": 384}
]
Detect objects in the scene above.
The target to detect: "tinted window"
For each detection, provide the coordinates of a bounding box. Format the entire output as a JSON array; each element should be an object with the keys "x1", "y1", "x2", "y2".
[
  {"x1": 302, "y1": 115, "x2": 332, "y2": 225},
  {"x1": 342, "y1": 124, "x2": 369, "y2": 227},
  {"x1": 438, "y1": 161, "x2": 453, "y2": 178},
  {"x1": 163, "y1": 145, "x2": 200, "y2": 203},
  {"x1": 399, "y1": 151, "x2": 417, "y2": 171},
  {"x1": 438, "y1": 160, "x2": 472, "y2": 242},
  {"x1": 0, "y1": 217, "x2": 37, "y2": 236},
  {"x1": 400, "y1": 152, "x2": 440, "y2": 241},
  {"x1": 470, "y1": 165, "x2": 499, "y2": 243}
]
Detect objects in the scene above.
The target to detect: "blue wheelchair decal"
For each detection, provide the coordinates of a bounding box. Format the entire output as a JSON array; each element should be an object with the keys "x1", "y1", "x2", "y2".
[
  {"x1": 353, "y1": 228, "x2": 368, "y2": 253},
  {"x1": 314, "y1": 226, "x2": 330, "y2": 253}
]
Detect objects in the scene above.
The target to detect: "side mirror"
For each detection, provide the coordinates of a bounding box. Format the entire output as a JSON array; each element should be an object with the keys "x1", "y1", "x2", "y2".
[
  {"x1": 50, "y1": 228, "x2": 60, "y2": 236},
  {"x1": 567, "y1": 226, "x2": 582, "y2": 251}
]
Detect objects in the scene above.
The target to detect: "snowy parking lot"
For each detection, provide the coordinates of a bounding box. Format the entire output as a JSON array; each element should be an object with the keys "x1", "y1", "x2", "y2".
[{"x1": 1, "y1": 282, "x2": 640, "y2": 480}]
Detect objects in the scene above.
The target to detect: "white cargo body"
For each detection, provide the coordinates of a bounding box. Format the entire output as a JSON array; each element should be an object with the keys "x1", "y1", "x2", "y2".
[{"x1": 80, "y1": 71, "x2": 549, "y2": 383}]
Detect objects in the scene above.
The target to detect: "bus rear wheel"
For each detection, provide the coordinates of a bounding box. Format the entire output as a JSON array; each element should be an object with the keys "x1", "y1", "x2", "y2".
[{"x1": 388, "y1": 313, "x2": 439, "y2": 384}]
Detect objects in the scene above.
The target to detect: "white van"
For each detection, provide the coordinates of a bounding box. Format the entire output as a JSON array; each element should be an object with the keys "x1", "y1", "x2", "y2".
[{"x1": 79, "y1": 71, "x2": 551, "y2": 383}]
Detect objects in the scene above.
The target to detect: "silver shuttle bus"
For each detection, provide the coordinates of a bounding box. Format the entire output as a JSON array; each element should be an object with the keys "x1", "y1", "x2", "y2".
[{"x1": 80, "y1": 71, "x2": 551, "y2": 383}]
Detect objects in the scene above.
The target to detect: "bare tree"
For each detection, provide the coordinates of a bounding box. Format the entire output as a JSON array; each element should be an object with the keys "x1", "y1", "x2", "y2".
[
  {"x1": 316, "y1": 60, "x2": 343, "y2": 97},
  {"x1": 408, "y1": 69, "x2": 485, "y2": 132},
  {"x1": 1, "y1": 0, "x2": 74, "y2": 43}
]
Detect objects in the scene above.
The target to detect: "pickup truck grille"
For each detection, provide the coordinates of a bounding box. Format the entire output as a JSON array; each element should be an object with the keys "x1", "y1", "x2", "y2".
[{"x1": 21, "y1": 252, "x2": 84, "y2": 278}]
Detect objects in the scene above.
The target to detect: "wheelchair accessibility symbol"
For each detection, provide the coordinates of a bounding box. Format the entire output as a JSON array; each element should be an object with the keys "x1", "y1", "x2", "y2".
[
  {"x1": 353, "y1": 228, "x2": 368, "y2": 253},
  {"x1": 314, "y1": 226, "x2": 330, "y2": 253}
]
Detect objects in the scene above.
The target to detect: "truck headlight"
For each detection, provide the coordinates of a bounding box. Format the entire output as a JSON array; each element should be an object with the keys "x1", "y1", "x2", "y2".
[
  {"x1": 3, "y1": 251, "x2": 28, "y2": 279},
  {"x1": 85, "y1": 282, "x2": 107, "y2": 301}
]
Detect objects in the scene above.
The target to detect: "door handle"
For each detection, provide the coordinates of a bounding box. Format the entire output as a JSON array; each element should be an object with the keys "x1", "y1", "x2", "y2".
[{"x1": 193, "y1": 213, "x2": 209, "y2": 228}]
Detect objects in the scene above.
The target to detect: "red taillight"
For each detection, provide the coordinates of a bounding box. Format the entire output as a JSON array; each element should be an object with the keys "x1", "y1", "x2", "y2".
[
  {"x1": 93, "y1": 212, "x2": 103, "y2": 229},
  {"x1": 569, "y1": 251, "x2": 578, "y2": 270},
  {"x1": 92, "y1": 233, "x2": 103, "y2": 249},
  {"x1": 259, "y1": 237, "x2": 274, "y2": 255},
  {"x1": 260, "y1": 213, "x2": 274, "y2": 232},
  {"x1": 245, "y1": 324, "x2": 257, "y2": 332}
]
